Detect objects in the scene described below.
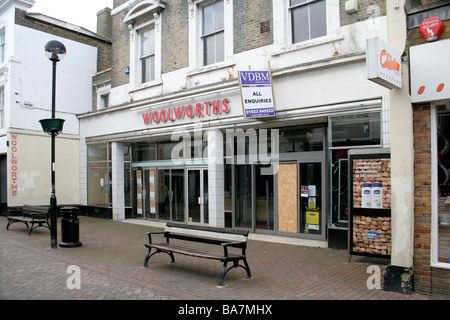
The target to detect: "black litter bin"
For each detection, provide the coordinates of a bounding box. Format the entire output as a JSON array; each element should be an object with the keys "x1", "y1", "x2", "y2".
[{"x1": 60, "y1": 206, "x2": 82, "y2": 248}]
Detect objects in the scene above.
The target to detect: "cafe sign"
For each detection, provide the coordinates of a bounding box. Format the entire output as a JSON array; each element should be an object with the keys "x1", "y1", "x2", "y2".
[{"x1": 366, "y1": 37, "x2": 402, "y2": 89}]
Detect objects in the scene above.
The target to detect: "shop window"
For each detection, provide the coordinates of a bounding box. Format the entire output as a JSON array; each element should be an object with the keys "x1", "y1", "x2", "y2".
[
  {"x1": 330, "y1": 149, "x2": 349, "y2": 227},
  {"x1": 235, "y1": 165, "x2": 252, "y2": 228},
  {"x1": 132, "y1": 142, "x2": 157, "y2": 162},
  {"x1": 87, "y1": 143, "x2": 111, "y2": 207},
  {"x1": 289, "y1": 0, "x2": 326, "y2": 44},
  {"x1": 279, "y1": 126, "x2": 324, "y2": 152},
  {"x1": 329, "y1": 112, "x2": 381, "y2": 148},
  {"x1": 255, "y1": 164, "x2": 274, "y2": 230},
  {"x1": 328, "y1": 112, "x2": 382, "y2": 229},
  {"x1": 435, "y1": 105, "x2": 450, "y2": 264}
]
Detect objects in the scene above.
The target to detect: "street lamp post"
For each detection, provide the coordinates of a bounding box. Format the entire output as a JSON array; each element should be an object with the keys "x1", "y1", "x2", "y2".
[{"x1": 40, "y1": 40, "x2": 66, "y2": 249}]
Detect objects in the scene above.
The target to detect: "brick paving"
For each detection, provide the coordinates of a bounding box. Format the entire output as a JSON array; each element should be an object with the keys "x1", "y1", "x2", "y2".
[{"x1": 0, "y1": 215, "x2": 446, "y2": 302}]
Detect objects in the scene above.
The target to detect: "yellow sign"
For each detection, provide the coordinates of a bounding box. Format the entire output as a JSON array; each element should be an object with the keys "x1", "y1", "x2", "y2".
[{"x1": 306, "y1": 210, "x2": 319, "y2": 225}]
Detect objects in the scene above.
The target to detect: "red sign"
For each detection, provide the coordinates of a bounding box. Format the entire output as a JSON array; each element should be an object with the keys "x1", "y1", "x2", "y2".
[
  {"x1": 142, "y1": 98, "x2": 230, "y2": 125},
  {"x1": 419, "y1": 17, "x2": 444, "y2": 42}
]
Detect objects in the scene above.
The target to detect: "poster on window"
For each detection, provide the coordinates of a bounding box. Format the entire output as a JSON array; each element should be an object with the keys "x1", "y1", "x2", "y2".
[
  {"x1": 136, "y1": 170, "x2": 143, "y2": 215},
  {"x1": 349, "y1": 152, "x2": 391, "y2": 258},
  {"x1": 352, "y1": 157, "x2": 391, "y2": 209},
  {"x1": 149, "y1": 170, "x2": 156, "y2": 214}
]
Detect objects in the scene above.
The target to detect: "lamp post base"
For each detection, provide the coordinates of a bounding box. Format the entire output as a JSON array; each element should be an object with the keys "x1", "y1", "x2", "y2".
[{"x1": 59, "y1": 242, "x2": 82, "y2": 248}]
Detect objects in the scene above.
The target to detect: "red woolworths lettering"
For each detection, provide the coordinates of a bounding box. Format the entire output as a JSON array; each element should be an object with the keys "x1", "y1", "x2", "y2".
[
  {"x1": 10, "y1": 134, "x2": 18, "y2": 196},
  {"x1": 141, "y1": 98, "x2": 230, "y2": 125}
]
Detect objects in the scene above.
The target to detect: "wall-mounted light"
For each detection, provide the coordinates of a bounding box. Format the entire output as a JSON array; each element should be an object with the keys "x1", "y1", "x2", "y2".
[{"x1": 345, "y1": 0, "x2": 358, "y2": 14}]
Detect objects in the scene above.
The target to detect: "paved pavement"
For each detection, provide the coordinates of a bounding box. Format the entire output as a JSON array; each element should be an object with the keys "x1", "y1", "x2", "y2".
[{"x1": 0, "y1": 215, "x2": 447, "y2": 305}]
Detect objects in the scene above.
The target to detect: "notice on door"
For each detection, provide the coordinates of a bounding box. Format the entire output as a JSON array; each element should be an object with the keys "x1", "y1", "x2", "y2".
[{"x1": 136, "y1": 170, "x2": 143, "y2": 215}]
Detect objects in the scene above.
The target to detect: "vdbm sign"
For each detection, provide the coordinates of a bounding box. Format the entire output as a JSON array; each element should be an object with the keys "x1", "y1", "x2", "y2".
[{"x1": 239, "y1": 70, "x2": 276, "y2": 118}]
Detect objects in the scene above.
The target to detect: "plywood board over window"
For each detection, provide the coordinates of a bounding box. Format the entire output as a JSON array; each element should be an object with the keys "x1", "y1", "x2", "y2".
[{"x1": 278, "y1": 163, "x2": 298, "y2": 233}]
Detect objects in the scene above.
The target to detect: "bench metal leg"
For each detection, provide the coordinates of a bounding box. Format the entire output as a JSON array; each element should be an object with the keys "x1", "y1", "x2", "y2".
[
  {"x1": 219, "y1": 261, "x2": 228, "y2": 287},
  {"x1": 218, "y1": 258, "x2": 252, "y2": 287},
  {"x1": 28, "y1": 222, "x2": 50, "y2": 235},
  {"x1": 6, "y1": 219, "x2": 29, "y2": 230},
  {"x1": 144, "y1": 248, "x2": 176, "y2": 267},
  {"x1": 242, "y1": 257, "x2": 252, "y2": 279}
]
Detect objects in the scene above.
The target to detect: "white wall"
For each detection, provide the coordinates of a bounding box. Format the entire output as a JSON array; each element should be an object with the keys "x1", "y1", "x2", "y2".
[
  {"x1": 10, "y1": 25, "x2": 97, "y2": 135},
  {"x1": 7, "y1": 128, "x2": 80, "y2": 206}
]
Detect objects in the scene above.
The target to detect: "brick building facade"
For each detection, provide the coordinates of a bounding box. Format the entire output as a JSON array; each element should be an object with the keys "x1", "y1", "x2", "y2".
[
  {"x1": 407, "y1": 0, "x2": 450, "y2": 297},
  {"x1": 83, "y1": 0, "x2": 449, "y2": 296}
]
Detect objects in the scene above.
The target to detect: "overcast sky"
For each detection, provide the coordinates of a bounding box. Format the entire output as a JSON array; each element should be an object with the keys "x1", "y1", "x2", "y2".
[{"x1": 30, "y1": 0, "x2": 113, "y2": 32}]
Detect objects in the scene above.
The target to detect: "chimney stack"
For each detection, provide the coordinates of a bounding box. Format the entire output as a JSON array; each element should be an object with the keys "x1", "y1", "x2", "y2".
[{"x1": 97, "y1": 7, "x2": 112, "y2": 39}]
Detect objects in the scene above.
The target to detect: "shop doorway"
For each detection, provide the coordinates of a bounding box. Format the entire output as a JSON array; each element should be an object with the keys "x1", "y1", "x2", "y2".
[
  {"x1": 187, "y1": 168, "x2": 208, "y2": 224},
  {"x1": 134, "y1": 168, "x2": 185, "y2": 221},
  {"x1": 277, "y1": 157, "x2": 325, "y2": 239}
]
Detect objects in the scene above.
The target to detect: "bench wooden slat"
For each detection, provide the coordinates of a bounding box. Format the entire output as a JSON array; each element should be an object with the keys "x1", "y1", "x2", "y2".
[
  {"x1": 6, "y1": 205, "x2": 50, "y2": 235},
  {"x1": 165, "y1": 226, "x2": 247, "y2": 243},
  {"x1": 144, "y1": 223, "x2": 252, "y2": 286},
  {"x1": 145, "y1": 243, "x2": 244, "y2": 261}
]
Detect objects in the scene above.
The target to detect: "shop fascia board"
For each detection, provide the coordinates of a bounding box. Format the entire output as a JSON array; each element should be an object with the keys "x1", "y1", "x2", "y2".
[
  {"x1": 78, "y1": 80, "x2": 239, "y2": 119},
  {"x1": 84, "y1": 98, "x2": 382, "y2": 145},
  {"x1": 271, "y1": 51, "x2": 366, "y2": 78}
]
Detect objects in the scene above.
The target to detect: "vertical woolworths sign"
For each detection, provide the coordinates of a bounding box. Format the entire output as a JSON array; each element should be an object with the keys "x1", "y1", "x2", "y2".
[
  {"x1": 7, "y1": 130, "x2": 48, "y2": 206},
  {"x1": 8, "y1": 132, "x2": 20, "y2": 201}
]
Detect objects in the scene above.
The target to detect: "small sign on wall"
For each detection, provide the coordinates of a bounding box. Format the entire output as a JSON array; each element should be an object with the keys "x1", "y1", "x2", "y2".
[
  {"x1": 366, "y1": 38, "x2": 402, "y2": 89},
  {"x1": 410, "y1": 39, "x2": 450, "y2": 103},
  {"x1": 239, "y1": 70, "x2": 276, "y2": 118}
]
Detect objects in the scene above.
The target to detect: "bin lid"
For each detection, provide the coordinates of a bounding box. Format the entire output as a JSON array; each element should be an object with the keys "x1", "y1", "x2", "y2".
[{"x1": 60, "y1": 206, "x2": 80, "y2": 211}]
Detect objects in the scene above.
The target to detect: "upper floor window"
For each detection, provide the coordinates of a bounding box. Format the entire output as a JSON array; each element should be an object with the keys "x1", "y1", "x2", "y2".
[
  {"x1": 121, "y1": 0, "x2": 165, "y2": 88},
  {"x1": 139, "y1": 26, "x2": 156, "y2": 83},
  {"x1": 289, "y1": 0, "x2": 326, "y2": 44},
  {"x1": 201, "y1": 0, "x2": 224, "y2": 66},
  {"x1": 188, "y1": 0, "x2": 233, "y2": 70},
  {"x1": 0, "y1": 86, "x2": 5, "y2": 129},
  {"x1": 0, "y1": 28, "x2": 5, "y2": 63}
]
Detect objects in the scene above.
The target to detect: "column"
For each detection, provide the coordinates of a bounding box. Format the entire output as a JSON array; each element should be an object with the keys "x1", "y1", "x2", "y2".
[
  {"x1": 111, "y1": 142, "x2": 125, "y2": 220},
  {"x1": 385, "y1": 0, "x2": 414, "y2": 293},
  {"x1": 207, "y1": 129, "x2": 225, "y2": 227}
]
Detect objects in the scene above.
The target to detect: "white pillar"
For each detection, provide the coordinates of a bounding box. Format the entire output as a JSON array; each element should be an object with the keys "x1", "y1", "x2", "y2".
[
  {"x1": 111, "y1": 142, "x2": 125, "y2": 220},
  {"x1": 207, "y1": 129, "x2": 225, "y2": 227},
  {"x1": 387, "y1": 0, "x2": 414, "y2": 270}
]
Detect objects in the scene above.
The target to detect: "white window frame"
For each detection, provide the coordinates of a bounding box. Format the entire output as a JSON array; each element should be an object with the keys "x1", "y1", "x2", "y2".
[
  {"x1": 0, "y1": 85, "x2": 4, "y2": 130},
  {"x1": 188, "y1": 0, "x2": 233, "y2": 71},
  {"x1": 97, "y1": 84, "x2": 111, "y2": 110},
  {"x1": 137, "y1": 25, "x2": 156, "y2": 84},
  {"x1": 122, "y1": 1, "x2": 164, "y2": 90},
  {"x1": 431, "y1": 103, "x2": 450, "y2": 270},
  {"x1": 200, "y1": 0, "x2": 225, "y2": 66},
  {"x1": 273, "y1": 0, "x2": 341, "y2": 53},
  {"x1": 130, "y1": 18, "x2": 162, "y2": 88},
  {"x1": 0, "y1": 27, "x2": 5, "y2": 64}
]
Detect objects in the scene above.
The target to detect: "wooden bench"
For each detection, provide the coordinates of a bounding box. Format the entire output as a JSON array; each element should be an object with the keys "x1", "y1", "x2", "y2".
[
  {"x1": 6, "y1": 205, "x2": 50, "y2": 235},
  {"x1": 144, "y1": 222, "x2": 252, "y2": 286}
]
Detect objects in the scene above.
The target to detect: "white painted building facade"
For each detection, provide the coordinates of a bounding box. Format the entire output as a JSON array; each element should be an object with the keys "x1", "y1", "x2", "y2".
[
  {"x1": 0, "y1": 0, "x2": 107, "y2": 207},
  {"x1": 80, "y1": 0, "x2": 411, "y2": 253}
]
